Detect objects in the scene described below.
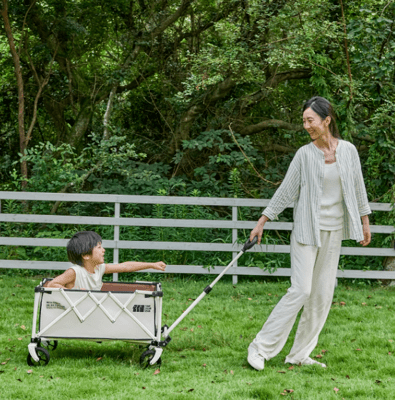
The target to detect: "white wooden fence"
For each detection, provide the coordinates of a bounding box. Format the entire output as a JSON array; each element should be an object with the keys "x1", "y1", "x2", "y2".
[{"x1": 0, "y1": 191, "x2": 394, "y2": 284}]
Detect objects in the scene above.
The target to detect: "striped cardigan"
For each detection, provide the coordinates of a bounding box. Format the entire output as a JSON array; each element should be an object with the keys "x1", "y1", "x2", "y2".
[{"x1": 262, "y1": 140, "x2": 371, "y2": 247}]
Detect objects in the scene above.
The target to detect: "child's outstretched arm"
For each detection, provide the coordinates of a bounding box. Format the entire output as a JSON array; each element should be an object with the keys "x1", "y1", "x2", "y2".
[
  {"x1": 44, "y1": 268, "x2": 76, "y2": 289},
  {"x1": 104, "y1": 261, "x2": 166, "y2": 274}
]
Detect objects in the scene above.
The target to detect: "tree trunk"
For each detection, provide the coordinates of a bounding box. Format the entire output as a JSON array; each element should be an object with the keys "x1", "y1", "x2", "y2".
[
  {"x1": 68, "y1": 100, "x2": 94, "y2": 148},
  {"x1": 103, "y1": 86, "x2": 117, "y2": 140},
  {"x1": 1, "y1": 0, "x2": 28, "y2": 187},
  {"x1": 44, "y1": 98, "x2": 69, "y2": 144},
  {"x1": 235, "y1": 69, "x2": 312, "y2": 122}
]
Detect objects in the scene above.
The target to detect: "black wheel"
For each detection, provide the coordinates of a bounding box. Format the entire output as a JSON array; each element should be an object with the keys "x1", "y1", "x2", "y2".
[
  {"x1": 139, "y1": 349, "x2": 162, "y2": 369},
  {"x1": 41, "y1": 340, "x2": 58, "y2": 351},
  {"x1": 27, "y1": 347, "x2": 50, "y2": 366}
]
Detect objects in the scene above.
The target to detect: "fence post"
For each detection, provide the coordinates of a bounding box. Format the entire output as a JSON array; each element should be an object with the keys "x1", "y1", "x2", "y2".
[
  {"x1": 232, "y1": 205, "x2": 238, "y2": 285},
  {"x1": 383, "y1": 243, "x2": 395, "y2": 286},
  {"x1": 113, "y1": 202, "x2": 120, "y2": 282}
]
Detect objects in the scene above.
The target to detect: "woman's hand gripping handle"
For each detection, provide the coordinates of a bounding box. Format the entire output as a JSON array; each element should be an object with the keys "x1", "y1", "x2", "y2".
[{"x1": 249, "y1": 215, "x2": 269, "y2": 245}]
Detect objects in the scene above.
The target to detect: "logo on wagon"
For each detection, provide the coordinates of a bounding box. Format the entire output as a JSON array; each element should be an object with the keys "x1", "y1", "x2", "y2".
[
  {"x1": 46, "y1": 301, "x2": 66, "y2": 310},
  {"x1": 133, "y1": 305, "x2": 152, "y2": 313}
]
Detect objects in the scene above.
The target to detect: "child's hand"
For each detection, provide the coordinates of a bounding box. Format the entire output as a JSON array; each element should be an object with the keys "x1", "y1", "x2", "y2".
[{"x1": 152, "y1": 261, "x2": 166, "y2": 271}]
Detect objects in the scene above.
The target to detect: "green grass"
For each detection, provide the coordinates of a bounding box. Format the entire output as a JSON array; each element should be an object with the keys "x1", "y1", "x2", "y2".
[{"x1": 1, "y1": 273, "x2": 394, "y2": 400}]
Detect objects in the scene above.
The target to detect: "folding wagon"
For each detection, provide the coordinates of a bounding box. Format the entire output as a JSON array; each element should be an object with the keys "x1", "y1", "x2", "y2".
[
  {"x1": 27, "y1": 237, "x2": 257, "y2": 368},
  {"x1": 27, "y1": 280, "x2": 165, "y2": 368}
]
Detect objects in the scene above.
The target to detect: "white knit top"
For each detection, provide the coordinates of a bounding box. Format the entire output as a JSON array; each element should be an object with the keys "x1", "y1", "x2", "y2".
[
  {"x1": 319, "y1": 162, "x2": 344, "y2": 230},
  {"x1": 70, "y1": 263, "x2": 106, "y2": 290}
]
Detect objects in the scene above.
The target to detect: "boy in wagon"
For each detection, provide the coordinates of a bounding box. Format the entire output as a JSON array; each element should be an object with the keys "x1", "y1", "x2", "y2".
[{"x1": 45, "y1": 231, "x2": 166, "y2": 290}]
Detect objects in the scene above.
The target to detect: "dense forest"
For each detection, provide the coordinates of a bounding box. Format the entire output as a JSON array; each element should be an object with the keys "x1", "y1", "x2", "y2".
[
  {"x1": 1, "y1": 0, "x2": 394, "y2": 198},
  {"x1": 0, "y1": 0, "x2": 394, "y2": 270}
]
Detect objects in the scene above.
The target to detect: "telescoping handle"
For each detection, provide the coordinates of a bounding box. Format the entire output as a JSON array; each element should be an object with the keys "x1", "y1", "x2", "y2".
[{"x1": 163, "y1": 236, "x2": 258, "y2": 338}]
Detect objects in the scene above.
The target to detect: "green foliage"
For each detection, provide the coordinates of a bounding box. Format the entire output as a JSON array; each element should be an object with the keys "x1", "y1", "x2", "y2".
[
  {"x1": 1, "y1": 0, "x2": 394, "y2": 276},
  {"x1": 5, "y1": 134, "x2": 146, "y2": 193},
  {"x1": 364, "y1": 101, "x2": 395, "y2": 200},
  {"x1": 173, "y1": 130, "x2": 260, "y2": 197},
  {"x1": 2, "y1": 0, "x2": 394, "y2": 204}
]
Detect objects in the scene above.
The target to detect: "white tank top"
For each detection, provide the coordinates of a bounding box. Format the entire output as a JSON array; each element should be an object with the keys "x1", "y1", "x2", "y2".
[
  {"x1": 320, "y1": 162, "x2": 344, "y2": 230},
  {"x1": 70, "y1": 263, "x2": 106, "y2": 290}
]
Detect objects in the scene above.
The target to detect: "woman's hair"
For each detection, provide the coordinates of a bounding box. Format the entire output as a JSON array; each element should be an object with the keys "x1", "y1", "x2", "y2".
[
  {"x1": 303, "y1": 96, "x2": 340, "y2": 138},
  {"x1": 67, "y1": 231, "x2": 102, "y2": 266}
]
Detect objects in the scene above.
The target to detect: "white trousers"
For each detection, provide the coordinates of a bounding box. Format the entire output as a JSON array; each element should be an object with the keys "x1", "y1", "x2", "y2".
[{"x1": 249, "y1": 229, "x2": 342, "y2": 364}]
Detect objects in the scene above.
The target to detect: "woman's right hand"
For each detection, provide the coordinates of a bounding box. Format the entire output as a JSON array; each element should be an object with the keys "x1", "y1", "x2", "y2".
[{"x1": 250, "y1": 215, "x2": 269, "y2": 245}]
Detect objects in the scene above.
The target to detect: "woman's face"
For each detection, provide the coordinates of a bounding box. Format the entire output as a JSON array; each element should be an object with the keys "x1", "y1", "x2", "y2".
[{"x1": 303, "y1": 107, "x2": 330, "y2": 141}]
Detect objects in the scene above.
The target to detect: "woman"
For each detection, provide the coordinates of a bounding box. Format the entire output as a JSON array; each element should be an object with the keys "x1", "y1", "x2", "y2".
[{"x1": 247, "y1": 96, "x2": 371, "y2": 370}]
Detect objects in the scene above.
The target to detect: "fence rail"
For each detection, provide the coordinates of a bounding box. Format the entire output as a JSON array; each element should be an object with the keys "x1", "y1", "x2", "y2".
[{"x1": 1, "y1": 191, "x2": 394, "y2": 283}]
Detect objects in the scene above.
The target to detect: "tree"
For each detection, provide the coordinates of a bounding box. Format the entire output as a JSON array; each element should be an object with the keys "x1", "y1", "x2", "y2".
[{"x1": 0, "y1": 0, "x2": 394, "y2": 204}]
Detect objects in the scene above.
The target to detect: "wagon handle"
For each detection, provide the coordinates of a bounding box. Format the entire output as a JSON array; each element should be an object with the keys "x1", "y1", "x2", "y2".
[
  {"x1": 242, "y1": 236, "x2": 258, "y2": 252},
  {"x1": 163, "y1": 235, "x2": 259, "y2": 338}
]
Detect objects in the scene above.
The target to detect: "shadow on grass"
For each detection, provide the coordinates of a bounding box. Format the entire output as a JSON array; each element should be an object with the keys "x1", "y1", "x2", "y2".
[{"x1": 44, "y1": 341, "x2": 146, "y2": 364}]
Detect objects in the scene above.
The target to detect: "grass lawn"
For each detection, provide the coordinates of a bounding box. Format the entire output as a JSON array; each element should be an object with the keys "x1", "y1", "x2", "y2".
[{"x1": 0, "y1": 273, "x2": 394, "y2": 400}]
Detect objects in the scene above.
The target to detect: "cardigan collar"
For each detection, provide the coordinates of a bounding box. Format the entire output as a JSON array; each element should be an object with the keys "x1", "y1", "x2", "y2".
[{"x1": 308, "y1": 138, "x2": 343, "y2": 156}]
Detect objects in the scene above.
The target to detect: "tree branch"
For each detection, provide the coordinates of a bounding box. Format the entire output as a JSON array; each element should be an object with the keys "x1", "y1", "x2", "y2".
[
  {"x1": 264, "y1": 144, "x2": 297, "y2": 153},
  {"x1": 351, "y1": 132, "x2": 375, "y2": 143},
  {"x1": 25, "y1": 45, "x2": 59, "y2": 146},
  {"x1": 237, "y1": 68, "x2": 311, "y2": 117},
  {"x1": 240, "y1": 119, "x2": 304, "y2": 136},
  {"x1": 229, "y1": 124, "x2": 283, "y2": 185},
  {"x1": 339, "y1": 0, "x2": 353, "y2": 100},
  {"x1": 50, "y1": 163, "x2": 102, "y2": 214},
  {"x1": 172, "y1": 66, "x2": 311, "y2": 154},
  {"x1": 116, "y1": 70, "x2": 155, "y2": 94},
  {"x1": 66, "y1": 58, "x2": 77, "y2": 116},
  {"x1": 150, "y1": 0, "x2": 194, "y2": 38},
  {"x1": 18, "y1": 0, "x2": 37, "y2": 57},
  {"x1": 173, "y1": 75, "x2": 236, "y2": 151},
  {"x1": 176, "y1": 0, "x2": 241, "y2": 43}
]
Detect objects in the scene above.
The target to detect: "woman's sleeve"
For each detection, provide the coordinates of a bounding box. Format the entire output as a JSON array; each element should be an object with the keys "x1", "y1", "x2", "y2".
[
  {"x1": 352, "y1": 146, "x2": 371, "y2": 216},
  {"x1": 262, "y1": 151, "x2": 301, "y2": 220}
]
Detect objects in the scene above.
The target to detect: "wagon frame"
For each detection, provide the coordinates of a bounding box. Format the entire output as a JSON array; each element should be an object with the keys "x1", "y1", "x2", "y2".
[{"x1": 28, "y1": 280, "x2": 165, "y2": 367}]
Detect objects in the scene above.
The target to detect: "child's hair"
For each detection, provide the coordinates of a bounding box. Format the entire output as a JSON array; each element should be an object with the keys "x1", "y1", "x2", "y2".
[{"x1": 67, "y1": 231, "x2": 102, "y2": 266}]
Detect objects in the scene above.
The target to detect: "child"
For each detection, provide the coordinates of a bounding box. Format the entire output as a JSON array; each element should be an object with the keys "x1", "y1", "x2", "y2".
[{"x1": 45, "y1": 231, "x2": 166, "y2": 290}]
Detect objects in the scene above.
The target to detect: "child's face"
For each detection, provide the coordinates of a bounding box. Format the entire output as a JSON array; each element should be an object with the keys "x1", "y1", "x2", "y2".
[{"x1": 90, "y1": 242, "x2": 105, "y2": 265}]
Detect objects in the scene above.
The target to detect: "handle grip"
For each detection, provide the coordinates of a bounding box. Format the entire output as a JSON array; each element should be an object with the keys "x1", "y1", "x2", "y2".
[{"x1": 242, "y1": 236, "x2": 258, "y2": 252}]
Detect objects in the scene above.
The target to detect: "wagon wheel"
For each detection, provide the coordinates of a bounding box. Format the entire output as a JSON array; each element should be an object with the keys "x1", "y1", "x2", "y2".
[
  {"x1": 41, "y1": 340, "x2": 58, "y2": 351},
  {"x1": 27, "y1": 347, "x2": 50, "y2": 367},
  {"x1": 139, "y1": 349, "x2": 162, "y2": 369}
]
